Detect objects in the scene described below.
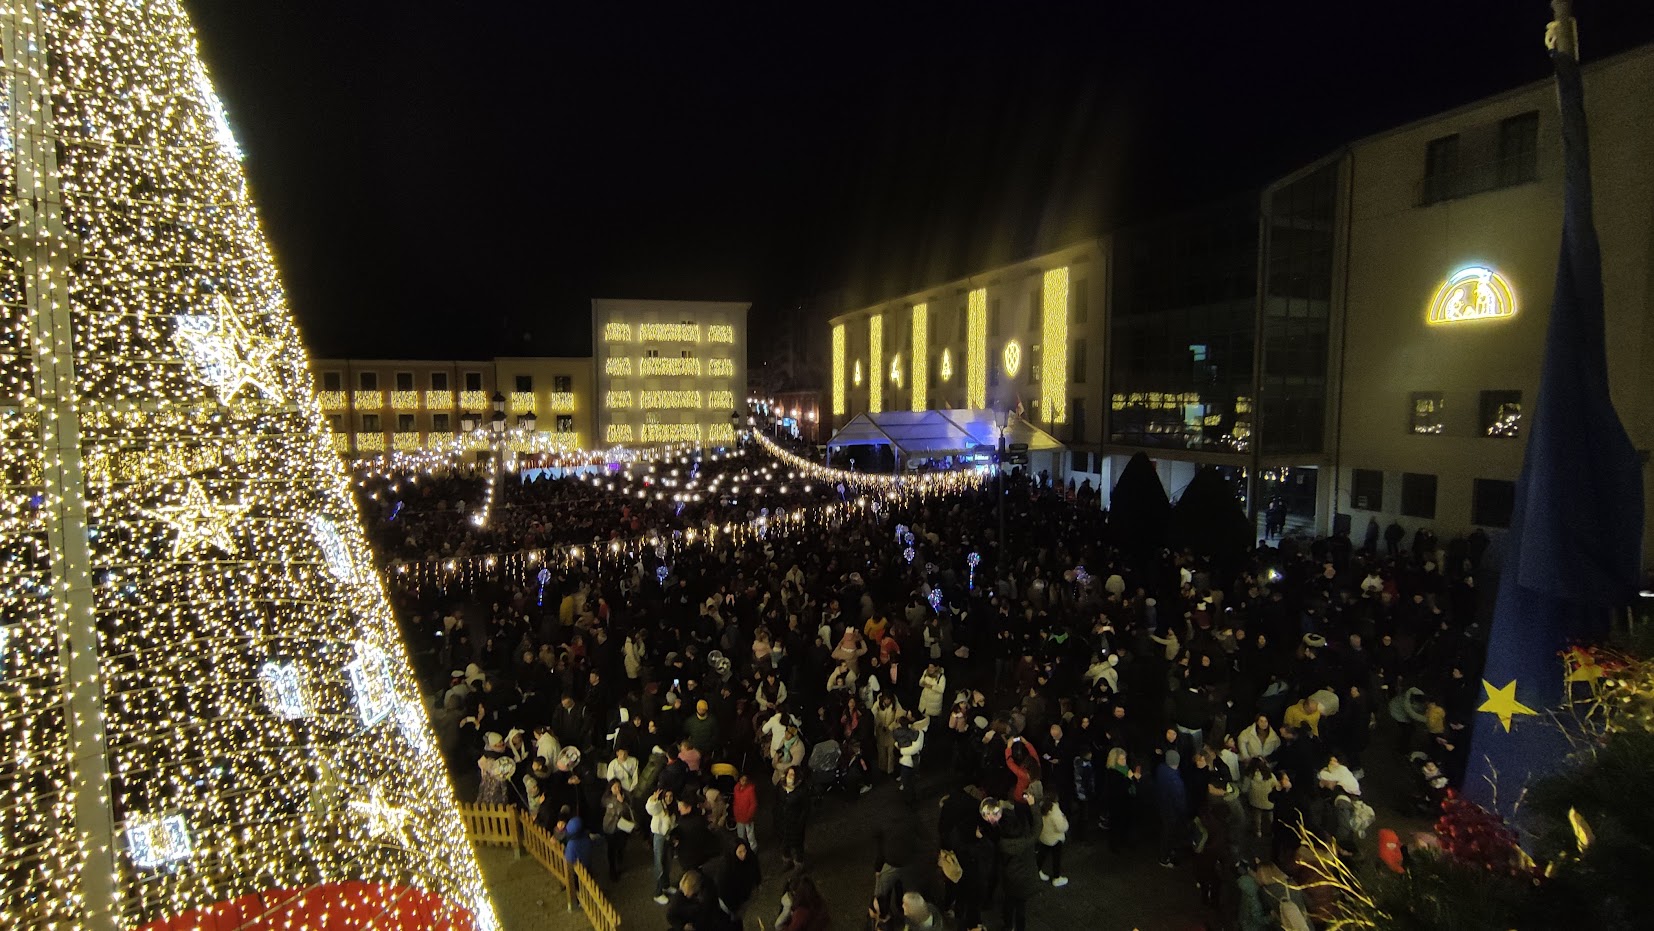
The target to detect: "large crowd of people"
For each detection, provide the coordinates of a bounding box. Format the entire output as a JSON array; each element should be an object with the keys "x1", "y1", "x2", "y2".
[{"x1": 371, "y1": 437, "x2": 1498, "y2": 931}]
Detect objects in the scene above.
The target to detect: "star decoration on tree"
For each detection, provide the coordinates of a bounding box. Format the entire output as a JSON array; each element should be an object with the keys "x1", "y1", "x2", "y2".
[
  {"x1": 1478, "y1": 678, "x2": 1538, "y2": 732},
  {"x1": 172, "y1": 296, "x2": 284, "y2": 404},
  {"x1": 145, "y1": 480, "x2": 249, "y2": 557},
  {"x1": 348, "y1": 786, "x2": 410, "y2": 842}
]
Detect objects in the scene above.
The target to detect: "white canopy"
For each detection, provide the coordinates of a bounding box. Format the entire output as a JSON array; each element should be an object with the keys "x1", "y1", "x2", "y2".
[{"x1": 826, "y1": 409, "x2": 1063, "y2": 457}]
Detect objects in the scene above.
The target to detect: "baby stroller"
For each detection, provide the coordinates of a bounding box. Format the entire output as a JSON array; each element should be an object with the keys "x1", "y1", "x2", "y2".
[{"x1": 808, "y1": 739, "x2": 843, "y2": 796}]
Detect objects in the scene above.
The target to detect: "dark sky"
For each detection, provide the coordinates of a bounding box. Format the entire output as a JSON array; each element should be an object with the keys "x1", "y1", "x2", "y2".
[{"x1": 186, "y1": 0, "x2": 1654, "y2": 361}]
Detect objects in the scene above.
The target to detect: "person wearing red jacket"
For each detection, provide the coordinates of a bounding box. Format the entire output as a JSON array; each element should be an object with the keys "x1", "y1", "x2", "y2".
[{"x1": 732, "y1": 773, "x2": 759, "y2": 851}]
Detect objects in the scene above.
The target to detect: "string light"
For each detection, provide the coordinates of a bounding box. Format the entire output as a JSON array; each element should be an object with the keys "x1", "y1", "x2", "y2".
[
  {"x1": 708, "y1": 358, "x2": 735, "y2": 377},
  {"x1": 832, "y1": 324, "x2": 846, "y2": 415},
  {"x1": 869, "y1": 313, "x2": 883, "y2": 413},
  {"x1": 0, "y1": 3, "x2": 497, "y2": 928},
  {"x1": 967, "y1": 288, "x2": 987, "y2": 408},
  {"x1": 910, "y1": 303, "x2": 927, "y2": 410},
  {"x1": 1041, "y1": 267, "x2": 1069, "y2": 422}
]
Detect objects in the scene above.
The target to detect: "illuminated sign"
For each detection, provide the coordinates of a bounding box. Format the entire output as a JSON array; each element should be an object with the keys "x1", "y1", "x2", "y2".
[{"x1": 1427, "y1": 266, "x2": 1516, "y2": 324}]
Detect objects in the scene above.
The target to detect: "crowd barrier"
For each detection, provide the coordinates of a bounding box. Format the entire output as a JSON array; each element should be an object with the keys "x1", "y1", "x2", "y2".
[{"x1": 457, "y1": 802, "x2": 621, "y2": 931}]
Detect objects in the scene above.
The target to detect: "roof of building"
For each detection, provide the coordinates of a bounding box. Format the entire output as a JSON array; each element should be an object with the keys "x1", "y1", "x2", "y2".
[{"x1": 826, "y1": 409, "x2": 1063, "y2": 457}]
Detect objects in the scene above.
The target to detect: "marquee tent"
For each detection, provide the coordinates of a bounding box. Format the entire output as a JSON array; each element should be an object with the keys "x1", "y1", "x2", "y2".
[{"x1": 826, "y1": 409, "x2": 1063, "y2": 461}]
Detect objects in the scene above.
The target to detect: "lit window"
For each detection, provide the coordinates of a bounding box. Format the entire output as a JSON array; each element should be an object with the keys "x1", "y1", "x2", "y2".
[
  {"x1": 1480, "y1": 390, "x2": 1522, "y2": 438},
  {"x1": 1410, "y1": 392, "x2": 1444, "y2": 434}
]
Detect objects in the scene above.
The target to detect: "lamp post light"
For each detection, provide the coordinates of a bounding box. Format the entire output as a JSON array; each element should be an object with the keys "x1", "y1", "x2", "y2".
[{"x1": 521, "y1": 410, "x2": 537, "y2": 433}]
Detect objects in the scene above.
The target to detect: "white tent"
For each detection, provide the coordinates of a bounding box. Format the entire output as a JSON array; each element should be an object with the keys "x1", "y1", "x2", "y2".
[{"x1": 826, "y1": 409, "x2": 1063, "y2": 460}]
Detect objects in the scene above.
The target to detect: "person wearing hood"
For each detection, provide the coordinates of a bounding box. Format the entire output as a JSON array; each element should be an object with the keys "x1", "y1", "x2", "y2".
[
  {"x1": 993, "y1": 795, "x2": 1043, "y2": 931},
  {"x1": 710, "y1": 840, "x2": 762, "y2": 920},
  {"x1": 556, "y1": 811, "x2": 593, "y2": 872}
]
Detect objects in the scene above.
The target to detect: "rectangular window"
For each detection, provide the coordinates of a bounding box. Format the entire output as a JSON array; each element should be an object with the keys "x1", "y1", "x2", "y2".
[
  {"x1": 515, "y1": 374, "x2": 533, "y2": 393},
  {"x1": 1400, "y1": 472, "x2": 1437, "y2": 519},
  {"x1": 554, "y1": 375, "x2": 572, "y2": 393},
  {"x1": 681, "y1": 349, "x2": 694, "y2": 358},
  {"x1": 1071, "y1": 398, "x2": 1086, "y2": 443},
  {"x1": 327, "y1": 414, "x2": 342, "y2": 432},
  {"x1": 957, "y1": 307, "x2": 968, "y2": 341},
  {"x1": 464, "y1": 371, "x2": 483, "y2": 392},
  {"x1": 361, "y1": 413, "x2": 380, "y2": 433},
  {"x1": 1073, "y1": 280, "x2": 1088, "y2": 323},
  {"x1": 396, "y1": 413, "x2": 415, "y2": 432},
  {"x1": 1410, "y1": 391, "x2": 1445, "y2": 434},
  {"x1": 555, "y1": 414, "x2": 575, "y2": 433},
  {"x1": 322, "y1": 371, "x2": 342, "y2": 391},
  {"x1": 1422, "y1": 134, "x2": 1460, "y2": 203},
  {"x1": 1027, "y1": 287, "x2": 1041, "y2": 331},
  {"x1": 431, "y1": 413, "x2": 450, "y2": 432},
  {"x1": 990, "y1": 298, "x2": 1002, "y2": 337},
  {"x1": 646, "y1": 349, "x2": 660, "y2": 358},
  {"x1": 357, "y1": 371, "x2": 378, "y2": 390},
  {"x1": 1351, "y1": 468, "x2": 1384, "y2": 511},
  {"x1": 1480, "y1": 389, "x2": 1522, "y2": 438},
  {"x1": 429, "y1": 371, "x2": 449, "y2": 391},
  {"x1": 1472, "y1": 478, "x2": 1516, "y2": 528},
  {"x1": 1498, "y1": 111, "x2": 1539, "y2": 187},
  {"x1": 1072, "y1": 339, "x2": 1087, "y2": 384},
  {"x1": 395, "y1": 371, "x2": 414, "y2": 391}
]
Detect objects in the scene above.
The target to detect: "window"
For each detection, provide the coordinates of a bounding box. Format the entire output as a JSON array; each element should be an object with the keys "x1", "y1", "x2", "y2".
[
  {"x1": 1072, "y1": 450, "x2": 1090, "y2": 473},
  {"x1": 554, "y1": 375, "x2": 572, "y2": 393},
  {"x1": 431, "y1": 413, "x2": 450, "y2": 432},
  {"x1": 430, "y1": 371, "x2": 448, "y2": 391},
  {"x1": 361, "y1": 413, "x2": 380, "y2": 432},
  {"x1": 1072, "y1": 339, "x2": 1087, "y2": 383},
  {"x1": 515, "y1": 374, "x2": 533, "y2": 392},
  {"x1": 1480, "y1": 390, "x2": 1522, "y2": 438},
  {"x1": 555, "y1": 414, "x2": 575, "y2": 433},
  {"x1": 990, "y1": 298, "x2": 1002, "y2": 337},
  {"x1": 1498, "y1": 111, "x2": 1539, "y2": 187},
  {"x1": 1400, "y1": 472, "x2": 1437, "y2": 519},
  {"x1": 1472, "y1": 478, "x2": 1516, "y2": 528},
  {"x1": 646, "y1": 348, "x2": 660, "y2": 358},
  {"x1": 396, "y1": 413, "x2": 415, "y2": 432},
  {"x1": 463, "y1": 371, "x2": 483, "y2": 391},
  {"x1": 357, "y1": 371, "x2": 377, "y2": 390},
  {"x1": 1073, "y1": 280, "x2": 1088, "y2": 323},
  {"x1": 1421, "y1": 134, "x2": 1460, "y2": 203},
  {"x1": 327, "y1": 414, "x2": 342, "y2": 432},
  {"x1": 1410, "y1": 392, "x2": 1445, "y2": 434},
  {"x1": 956, "y1": 306, "x2": 967, "y2": 341},
  {"x1": 395, "y1": 371, "x2": 414, "y2": 391},
  {"x1": 1027, "y1": 287, "x2": 1041, "y2": 331},
  {"x1": 1071, "y1": 398, "x2": 1086, "y2": 443},
  {"x1": 321, "y1": 371, "x2": 342, "y2": 391},
  {"x1": 680, "y1": 349, "x2": 694, "y2": 358},
  {"x1": 1351, "y1": 468, "x2": 1384, "y2": 511}
]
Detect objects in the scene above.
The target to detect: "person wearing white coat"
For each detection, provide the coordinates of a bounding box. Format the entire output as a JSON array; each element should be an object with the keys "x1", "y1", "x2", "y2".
[
  {"x1": 917, "y1": 665, "x2": 947, "y2": 718},
  {"x1": 1037, "y1": 798, "x2": 1070, "y2": 886}
]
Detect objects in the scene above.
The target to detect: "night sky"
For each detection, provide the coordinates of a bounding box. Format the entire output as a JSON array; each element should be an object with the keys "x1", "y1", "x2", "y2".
[{"x1": 186, "y1": 0, "x2": 1654, "y2": 362}]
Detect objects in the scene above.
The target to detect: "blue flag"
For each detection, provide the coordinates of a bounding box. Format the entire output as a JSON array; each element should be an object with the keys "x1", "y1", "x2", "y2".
[{"x1": 1464, "y1": 47, "x2": 1645, "y2": 815}]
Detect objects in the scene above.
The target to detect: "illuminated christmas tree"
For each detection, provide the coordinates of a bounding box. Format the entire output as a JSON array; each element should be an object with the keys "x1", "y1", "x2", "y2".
[{"x1": 0, "y1": 2, "x2": 496, "y2": 929}]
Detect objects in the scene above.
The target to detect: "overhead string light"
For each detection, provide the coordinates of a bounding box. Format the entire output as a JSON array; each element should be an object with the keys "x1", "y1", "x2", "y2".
[{"x1": 0, "y1": 2, "x2": 495, "y2": 929}]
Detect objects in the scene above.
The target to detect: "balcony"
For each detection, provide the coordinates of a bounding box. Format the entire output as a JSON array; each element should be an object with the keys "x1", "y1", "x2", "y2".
[
  {"x1": 509, "y1": 391, "x2": 536, "y2": 414},
  {"x1": 318, "y1": 390, "x2": 347, "y2": 412},
  {"x1": 425, "y1": 389, "x2": 454, "y2": 409},
  {"x1": 332, "y1": 434, "x2": 350, "y2": 453},
  {"x1": 355, "y1": 432, "x2": 386, "y2": 452},
  {"x1": 390, "y1": 390, "x2": 421, "y2": 410},
  {"x1": 459, "y1": 390, "x2": 488, "y2": 410},
  {"x1": 353, "y1": 390, "x2": 384, "y2": 409},
  {"x1": 546, "y1": 392, "x2": 577, "y2": 412},
  {"x1": 1418, "y1": 151, "x2": 1537, "y2": 206},
  {"x1": 425, "y1": 431, "x2": 454, "y2": 449},
  {"x1": 392, "y1": 432, "x2": 421, "y2": 451}
]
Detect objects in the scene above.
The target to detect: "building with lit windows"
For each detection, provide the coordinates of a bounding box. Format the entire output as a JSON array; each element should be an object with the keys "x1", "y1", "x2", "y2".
[
  {"x1": 828, "y1": 241, "x2": 1108, "y2": 467},
  {"x1": 825, "y1": 43, "x2": 1654, "y2": 561},
  {"x1": 593, "y1": 299, "x2": 749, "y2": 447},
  {"x1": 312, "y1": 358, "x2": 595, "y2": 456}
]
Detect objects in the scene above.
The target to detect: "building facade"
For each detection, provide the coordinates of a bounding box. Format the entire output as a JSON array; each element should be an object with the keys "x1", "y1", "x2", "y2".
[
  {"x1": 312, "y1": 358, "x2": 594, "y2": 456},
  {"x1": 822, "y1": 44, "x2": 1654, "y2": 562},
  {"x1": 828, "y1": 241, "x2": 1108, "y2": 467},
  {"x1": 1329, "y1": 44, "x2": 1654, "y2": 553},
  {"x1": 593, "y1": 299, "x2": 749, "y2": 447}
]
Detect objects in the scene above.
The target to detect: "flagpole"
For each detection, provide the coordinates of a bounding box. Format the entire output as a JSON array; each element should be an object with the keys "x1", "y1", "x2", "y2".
[{"x1": 1548, "y1": 0, "x2": 1578, "y2": 60}]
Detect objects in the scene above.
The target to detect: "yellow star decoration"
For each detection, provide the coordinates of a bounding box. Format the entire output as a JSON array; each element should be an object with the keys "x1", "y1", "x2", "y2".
[
  {"x1": 172, "y1": 296, "x2": 285, "y2": 404},
  {"x1": 348, "y1": 786, "x2": 410, "y2": 842},
  {"x1": 145, "y1": 480, "x2": 249, "y2": 558},
  {"x1": 1479, "y1": 678, "x2": 1538, "y2": 732}
]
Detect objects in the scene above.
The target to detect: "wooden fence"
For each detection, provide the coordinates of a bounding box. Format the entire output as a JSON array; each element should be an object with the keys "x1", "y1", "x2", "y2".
[{"x1": 457, "y1": 803, "x2": 620, "y2": 931}]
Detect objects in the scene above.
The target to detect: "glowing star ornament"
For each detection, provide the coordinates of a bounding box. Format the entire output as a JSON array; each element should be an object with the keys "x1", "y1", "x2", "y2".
[
  {"x1": 172, "y1": 297, "x2": 285, "y2": 405},
  {"x1": 348, "y1": 787, "x2": 410, "y2": 842},
  {"x1": 346, "y1": 642, "x2": 397, "y2": 729},
  {"x1": 258, "y1": 661, "x2": 308, "y2": 721},
  {"x1": 311, "y1": 514, "x2": 361, "y2": 584},
  {"x1": 126, "y1": 813, "x2": 194, "y2": 871},
  {"x1": 145, "y1": 480, "x2": 250, "y2": 557}
]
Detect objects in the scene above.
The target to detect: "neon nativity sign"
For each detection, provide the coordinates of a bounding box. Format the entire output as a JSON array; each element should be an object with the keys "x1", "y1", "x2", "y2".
[{"x1": 1427, "y1": 266, "x2": 1516, "y2": 324}]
